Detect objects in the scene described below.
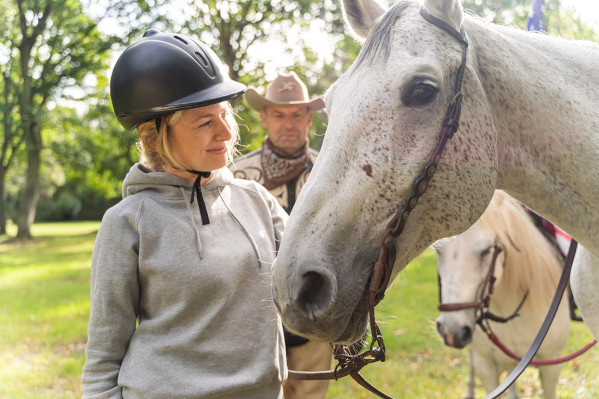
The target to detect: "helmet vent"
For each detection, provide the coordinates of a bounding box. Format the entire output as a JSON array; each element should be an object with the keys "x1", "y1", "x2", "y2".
[
  {"x1": 174, "y1": 35, "x2": 188, "y2": 45},
  {"x1": 195, "y1": 51, "x2": 209, "y2": 67}
]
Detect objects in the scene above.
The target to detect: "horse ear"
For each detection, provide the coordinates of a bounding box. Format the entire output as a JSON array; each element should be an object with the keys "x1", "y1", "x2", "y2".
[
  {"x1": 342, "y1": 0, "x2": 387, "y2": 40},
  {"x1": 422, "y1": 0, "x2": 464, "y2": 32}
]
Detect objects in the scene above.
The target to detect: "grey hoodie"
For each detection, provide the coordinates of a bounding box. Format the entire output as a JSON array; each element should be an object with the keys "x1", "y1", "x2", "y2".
[{"x1": 82, "y1": 164, "x2": 287, "y2": 399}]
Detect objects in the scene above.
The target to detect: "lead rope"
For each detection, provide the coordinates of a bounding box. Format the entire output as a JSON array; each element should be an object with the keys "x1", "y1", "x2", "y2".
[{"x1": 188, "y1": 169, "x2": 211, "y2": 225}]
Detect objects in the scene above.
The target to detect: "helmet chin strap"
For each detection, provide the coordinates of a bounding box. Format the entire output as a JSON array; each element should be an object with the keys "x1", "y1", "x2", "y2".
[
  {"x1": 187, "y1": 169, "x2": 211, "y2": 225},
  {"x1": 155, "y1": 117, "x2": 212, "y2": 225}
]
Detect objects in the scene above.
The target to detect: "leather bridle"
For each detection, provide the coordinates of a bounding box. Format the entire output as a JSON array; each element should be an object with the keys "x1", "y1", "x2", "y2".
[
  {"x1": 289, "y1": 8, "x2": 468, "y2": 398},
  {"x1": 437, "y1": 243, "x2": 529, "y2": 325},
  {"x1": 289, "y1": 7, "x2": 580, "y2": 399}
]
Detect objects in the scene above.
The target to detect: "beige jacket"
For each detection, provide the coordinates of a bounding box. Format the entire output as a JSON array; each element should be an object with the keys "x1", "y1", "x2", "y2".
[{"x1": 230, "y1": 148, "x2": 318, "y2": 213}]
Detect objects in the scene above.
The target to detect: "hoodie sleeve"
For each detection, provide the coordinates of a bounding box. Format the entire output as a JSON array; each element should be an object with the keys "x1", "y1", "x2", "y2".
[{"x1": 82, "y1": 204, "x2": 141, "y2": 399}]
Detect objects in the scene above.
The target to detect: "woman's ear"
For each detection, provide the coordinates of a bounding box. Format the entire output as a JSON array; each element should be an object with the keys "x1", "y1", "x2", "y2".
[{"x1": 342, "y1": 0, "x2": 387, "y2": 40}]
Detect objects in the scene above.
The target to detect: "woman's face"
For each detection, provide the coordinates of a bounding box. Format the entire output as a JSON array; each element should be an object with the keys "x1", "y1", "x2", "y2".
[{"x1": 168, "y1": 103, "x2": 233, "y2": 173}]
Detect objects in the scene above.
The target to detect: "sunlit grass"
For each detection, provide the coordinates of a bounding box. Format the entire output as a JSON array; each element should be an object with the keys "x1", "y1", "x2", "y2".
[
  {"x1": 327, "y1": 248, "x2": 599, "y2": 399},
  {"x1": 0, "y1": 221, "x2": 98, "y2": 399},
  {"x1": 1, "y1": 223, "x2": 598, "y2": 398}
]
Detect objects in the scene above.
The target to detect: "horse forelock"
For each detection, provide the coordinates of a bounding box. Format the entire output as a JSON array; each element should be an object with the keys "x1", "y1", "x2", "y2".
[
  {"x1": 485, "y1": 191, "x2": 563, "y2": 308},
  {"x1": 355, "y1": 1, "x2": 411, "y2": 68}
]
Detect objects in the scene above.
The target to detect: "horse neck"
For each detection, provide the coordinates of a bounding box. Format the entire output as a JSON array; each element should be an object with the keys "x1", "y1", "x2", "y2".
[{"x1": 466, "y1": 19, "x2": 599, "y2": 251}]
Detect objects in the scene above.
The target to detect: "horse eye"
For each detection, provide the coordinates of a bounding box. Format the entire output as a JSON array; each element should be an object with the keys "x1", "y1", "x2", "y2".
[
  {"x1": 402, "y1": 82, "x2": 437, "y2": 106},
  {"x1": 480, "y1": 247, "x2": 492, "y2": 258}
]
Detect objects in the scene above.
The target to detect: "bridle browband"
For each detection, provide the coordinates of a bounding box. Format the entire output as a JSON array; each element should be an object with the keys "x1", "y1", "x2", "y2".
[{"x1": 289, "y1": 8, "x2": 579, "y2": 399}]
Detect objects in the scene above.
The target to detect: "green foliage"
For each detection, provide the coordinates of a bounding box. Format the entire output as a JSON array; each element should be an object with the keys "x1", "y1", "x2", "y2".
[
  {"x1": 462, "y1": 0, "x2": 598, "y2": 40},
  {"x1": 36, "y1": 104, "x2": 137, "y2": 221}
]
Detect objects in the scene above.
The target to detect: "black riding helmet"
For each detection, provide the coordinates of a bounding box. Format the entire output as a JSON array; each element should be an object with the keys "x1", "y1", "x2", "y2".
[{"x1": 110, "y1": 29, "x2": 246, "y2": 130}]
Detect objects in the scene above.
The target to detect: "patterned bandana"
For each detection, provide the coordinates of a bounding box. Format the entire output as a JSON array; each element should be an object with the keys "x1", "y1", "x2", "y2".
[{"x1": 261, "y1": 137, "x2": 308, "y2": 190}]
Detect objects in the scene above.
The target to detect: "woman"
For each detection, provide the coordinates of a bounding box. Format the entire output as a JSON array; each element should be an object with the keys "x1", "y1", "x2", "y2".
[{"x1": 81, "y1": 30, "x2": 287, "y2": 398}]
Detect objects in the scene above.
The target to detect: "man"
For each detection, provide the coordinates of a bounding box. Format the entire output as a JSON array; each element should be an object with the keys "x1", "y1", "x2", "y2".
[{"x1": 230, "y1": 71, "x2": 332, "y2": 399}]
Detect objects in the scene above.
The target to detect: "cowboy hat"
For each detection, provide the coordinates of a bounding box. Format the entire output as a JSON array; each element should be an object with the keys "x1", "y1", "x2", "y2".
[{"x1": 244, "y1": 72, "x2": 325, "y2": 112}]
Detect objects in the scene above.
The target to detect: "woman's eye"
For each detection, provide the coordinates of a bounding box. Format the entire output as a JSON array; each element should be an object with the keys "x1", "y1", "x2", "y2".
[
  {"x1": 402, "y1": 82, "x2": 438, "y2": 106},
  {"x1": 199, "y1": 120, "x2": 211, "y2": 128}
]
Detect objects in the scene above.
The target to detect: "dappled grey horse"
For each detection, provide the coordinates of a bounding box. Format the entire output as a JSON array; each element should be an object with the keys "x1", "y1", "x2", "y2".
[{"x1": 272, "y1": 0, "x2": 599, "y2": 347}]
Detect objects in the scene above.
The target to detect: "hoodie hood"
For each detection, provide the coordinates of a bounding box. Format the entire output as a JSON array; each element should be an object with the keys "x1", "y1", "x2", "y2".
[{"x1": 122, "y1": 163, "x2": 234, "y2": 199}]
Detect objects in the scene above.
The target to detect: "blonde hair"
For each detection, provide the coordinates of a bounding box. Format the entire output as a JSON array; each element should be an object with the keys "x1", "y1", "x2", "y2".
[{"x1": 137, "y1": 102, "x2": 240, "y2": 171}]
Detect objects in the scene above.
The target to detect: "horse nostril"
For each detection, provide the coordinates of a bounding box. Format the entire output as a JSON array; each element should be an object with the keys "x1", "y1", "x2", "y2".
[
  {"x1": 295, "y1": 271, "x2": 334, "y2": 321},
  {"x1": 461, "y1": 325, "x2": 473, "y2": 345},
  {"x1": 436, "y1": 320, "x2": 444, "y2": 338}
]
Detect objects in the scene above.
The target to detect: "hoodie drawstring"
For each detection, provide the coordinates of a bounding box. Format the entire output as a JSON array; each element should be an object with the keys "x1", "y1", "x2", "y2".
[
  {"x1": 217, "y1": 187, "x2": 263, "y2": 268},
  {"x1": 188, "y1": 169, "x2": 211, "y2": 225}
]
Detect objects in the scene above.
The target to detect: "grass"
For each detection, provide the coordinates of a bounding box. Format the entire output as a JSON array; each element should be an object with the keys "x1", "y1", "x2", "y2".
[
  {"x1": 1, "y1": 221, "x2": 598, "y2": 398},
  {"x1": 1, "y1": 221, "x2": 96, "y2": 399}
]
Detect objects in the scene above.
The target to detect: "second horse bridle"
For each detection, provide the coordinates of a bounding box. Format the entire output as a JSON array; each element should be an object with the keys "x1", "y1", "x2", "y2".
[
  {"x1": 437, "y1": 243, "x2": 529, "y2": 325},
  {"x1": 289, "y1": 8, "x2": 579, "y2": 399}
]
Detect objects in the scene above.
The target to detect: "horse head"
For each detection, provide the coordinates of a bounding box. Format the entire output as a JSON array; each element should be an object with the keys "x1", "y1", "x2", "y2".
[
  {"x1": 435, "y1": 193, "x2": 510, "y2": 349},
  {"x1": 435, "y1": 190, "x2": 563, "y2": 349},
  {"x1": 272, "y1": 0, "x2": 499, "y2": 344}
]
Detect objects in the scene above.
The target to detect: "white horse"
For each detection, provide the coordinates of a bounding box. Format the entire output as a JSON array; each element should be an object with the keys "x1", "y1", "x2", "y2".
[
  {"x1": 436, "y1": 190, "x2": 569, "y2": 399},
  {"x1": 271, "y1": 0, "x2": 599, "y2": 346}
]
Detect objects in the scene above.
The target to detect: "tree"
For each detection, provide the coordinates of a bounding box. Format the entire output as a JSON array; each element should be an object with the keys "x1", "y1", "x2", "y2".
[
  {"x1": 0, "y1": 56, "x2": 24, "y2": 235},
  {"x1": 0, "y1": 2, "x2": 24, "y2": 234},
  {"x1": 2, "y1": 0, "x2": 164, "y2": 238}
]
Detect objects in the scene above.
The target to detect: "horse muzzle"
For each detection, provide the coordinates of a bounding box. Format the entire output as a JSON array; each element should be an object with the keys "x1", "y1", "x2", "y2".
[{"x1": 272, "y1": 259, "x2": 370, "y2": 344}]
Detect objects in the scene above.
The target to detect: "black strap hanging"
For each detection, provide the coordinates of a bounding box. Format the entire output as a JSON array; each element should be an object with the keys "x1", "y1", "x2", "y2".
[{"x1": 187, "y1": 169, "x2": 211, "y2": 225}]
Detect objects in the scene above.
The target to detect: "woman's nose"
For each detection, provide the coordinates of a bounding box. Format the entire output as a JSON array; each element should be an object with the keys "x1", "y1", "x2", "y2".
[{"x1": 216, "y1": 117, "x2": 233, "y2": 140}]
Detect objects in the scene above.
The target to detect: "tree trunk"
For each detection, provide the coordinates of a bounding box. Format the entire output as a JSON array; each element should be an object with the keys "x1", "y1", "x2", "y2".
[
  {"x1": 16, "y1": 122, "x2": 41, "y2": 240},
  {"x1": 0, "y1": 168, "x2": 6, "y2": 235}
]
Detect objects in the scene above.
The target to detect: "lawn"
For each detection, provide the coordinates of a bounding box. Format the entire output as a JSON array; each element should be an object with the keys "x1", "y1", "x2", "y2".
[{"x1": 1, "y1": 221, "x2": 597, "y2": 398}]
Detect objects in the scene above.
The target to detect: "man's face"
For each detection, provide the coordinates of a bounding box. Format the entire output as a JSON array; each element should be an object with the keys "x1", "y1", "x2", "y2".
[{"x1": 260, "y1": 104, "x2": 313, "y2": 155}]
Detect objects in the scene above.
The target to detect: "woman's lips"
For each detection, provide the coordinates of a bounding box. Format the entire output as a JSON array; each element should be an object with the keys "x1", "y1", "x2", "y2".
[{"x1": 207, "y1": 146, "x2": 227, "y2": 154}]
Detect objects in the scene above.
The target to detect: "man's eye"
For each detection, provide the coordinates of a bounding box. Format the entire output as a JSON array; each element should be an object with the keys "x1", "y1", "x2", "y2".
[{"x1": 402, "y1": 81, "x2": 438, "y2": 107}]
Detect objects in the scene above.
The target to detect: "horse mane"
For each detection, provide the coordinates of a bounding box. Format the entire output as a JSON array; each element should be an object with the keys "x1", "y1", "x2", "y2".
[
  {"x1": 354, "y1": 1, "x2": 410, "y2": 68},
  {"x1": 481, "y1": 191, "x2": 563, "y2": 308}
]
